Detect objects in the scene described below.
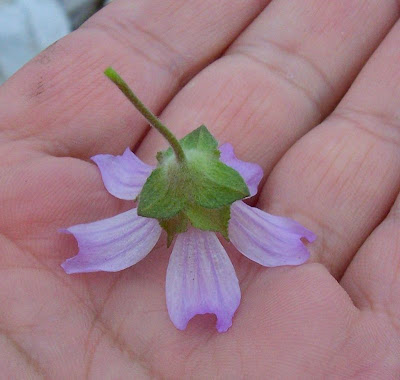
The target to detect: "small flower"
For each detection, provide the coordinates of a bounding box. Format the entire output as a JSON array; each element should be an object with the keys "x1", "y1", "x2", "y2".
[
  {"x1": 61, "y1": 67, "x2": 315, "y2": 333},
  {"x1": 62, "y1": 143, "x2": 315, "y2": 332}
]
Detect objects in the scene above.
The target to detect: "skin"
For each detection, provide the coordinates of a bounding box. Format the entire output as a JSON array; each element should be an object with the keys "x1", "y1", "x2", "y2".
[{"x1": 0, "y1": 0, "x2": 400, "y2": 377}]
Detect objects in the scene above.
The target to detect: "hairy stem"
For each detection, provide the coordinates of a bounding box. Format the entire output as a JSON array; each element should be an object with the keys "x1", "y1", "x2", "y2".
[{"x1": 104, "y1": 67, "x2": 186, "y2": 162}]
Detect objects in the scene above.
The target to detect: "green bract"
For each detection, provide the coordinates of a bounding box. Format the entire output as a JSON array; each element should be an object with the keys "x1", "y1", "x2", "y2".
[{"x1": 137, "y1": 126, "x2": 249, "y2": 244}]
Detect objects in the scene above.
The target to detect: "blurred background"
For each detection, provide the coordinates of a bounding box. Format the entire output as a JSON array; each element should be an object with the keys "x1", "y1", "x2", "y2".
[{"x1": 0, "y1": 0, "x2": 112, "y2": 84}]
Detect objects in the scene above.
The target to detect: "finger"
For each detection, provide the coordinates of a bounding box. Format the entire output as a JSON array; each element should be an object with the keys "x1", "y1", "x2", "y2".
[
  {"x1": 138, "y1": 0, "x2": 398, "y2": 173},
  {"x1": 340, "y1": 194, "x2": 400, "y2": 321},
  {"x1": 260, "y1": 19, "x2": 400, "y2": 278},
  {"x1": 0, "y1": 0, "x2": 268, "y2": 158}
]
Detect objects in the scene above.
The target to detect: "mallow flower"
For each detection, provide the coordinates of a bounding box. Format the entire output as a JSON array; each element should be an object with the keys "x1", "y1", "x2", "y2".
[{"x1": 61, "y1": 68, "x2": 316, "y2": 333}]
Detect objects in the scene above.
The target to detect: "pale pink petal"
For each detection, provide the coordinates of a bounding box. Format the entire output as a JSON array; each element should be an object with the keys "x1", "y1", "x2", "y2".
[
  {"x1": 166, "y1": 228, "x2": 240, "y2": 333},
  {"x1": 92, "y1": 148, "x2": 154, "y2": 200},
  {"x1": 229, "y1": 201, "x2": 316, "y2": 267},
  {"x1": 61, "y1": 209, "x2": 161, "y2": 273},
  {"x1": 219, "y1": 143, "x2": 263, "y2": 197}
]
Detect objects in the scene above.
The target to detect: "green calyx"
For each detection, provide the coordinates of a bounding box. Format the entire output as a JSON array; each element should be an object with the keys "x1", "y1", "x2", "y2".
[
  {"x1": 137, "y1": 126, "x2": 249, "y2": 244},
  {"x1": 104, "y1": 68, "x2": 250, "y2": 245}
]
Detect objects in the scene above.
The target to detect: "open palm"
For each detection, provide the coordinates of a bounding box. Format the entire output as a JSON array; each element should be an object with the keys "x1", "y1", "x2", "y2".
[{"x1": 1, "y1": 0, "x2": 400, "y2": 378}]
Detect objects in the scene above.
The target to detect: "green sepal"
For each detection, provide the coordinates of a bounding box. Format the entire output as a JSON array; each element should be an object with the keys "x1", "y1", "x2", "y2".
[
  {"x1": 137, "y1": 166, "x2": 185, "y2": 219},
  {"x1": 159, "y1": 213, "x2": 189, "y2": 247},
  {"x1": 189, "y1": 155, "x2": 249, "y2": 209},
  {"x1": 159, "y1": 205, "x2": 230, "y2": 245},
  {"x1": 179, "y1": 124, "x2": 219, "y2": 152},
  {"x1": 185, "y1": 204, "x2": 230, "y2": 240},
  {"x1": 157, "y1": 125, "x2": 219, "y2": 163},
  {"x1": 138, "y1": 124, "x2": 250, "y2": 238}
]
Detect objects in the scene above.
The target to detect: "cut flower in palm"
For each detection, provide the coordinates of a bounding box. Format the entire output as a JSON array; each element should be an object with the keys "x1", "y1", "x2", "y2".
[{"x1": 61, "y1": 68, "x2": 316, "y2": 332}]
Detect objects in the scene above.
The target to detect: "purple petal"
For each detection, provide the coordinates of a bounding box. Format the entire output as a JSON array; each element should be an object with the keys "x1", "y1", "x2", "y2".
[
  {"x1": 61, "y1": 209, "x2": 161, "y2": 274},
  {"x1": 166, "y1": 228, "x2": 241, "y2": 333},
  {"x1": 219, "y1": 143, "x2": 263, "y2": 197},
  {"x1": 92, "y1": 148, "x2": 154, "y2": 200},
  {"x1": 229, "y1": 201, "x2": 316, "y2": 267}
]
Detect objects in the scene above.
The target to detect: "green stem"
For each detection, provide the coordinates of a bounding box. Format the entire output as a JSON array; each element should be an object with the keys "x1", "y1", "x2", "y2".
[{"x1": 104, "y1": 67, "x2": 186, "y2": 163}]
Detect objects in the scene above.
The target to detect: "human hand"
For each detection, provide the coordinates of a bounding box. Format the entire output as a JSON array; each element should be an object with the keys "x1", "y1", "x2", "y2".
[{"x1": 1, "y1": 0, "x2": 399, "y2": 377}]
